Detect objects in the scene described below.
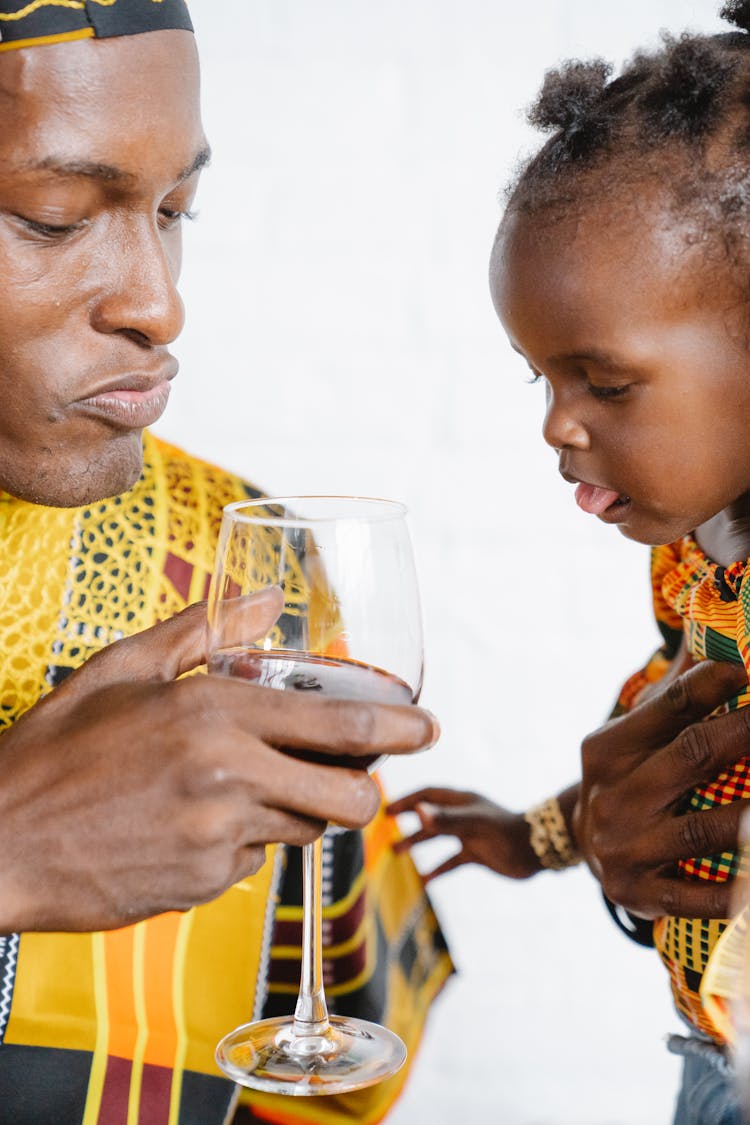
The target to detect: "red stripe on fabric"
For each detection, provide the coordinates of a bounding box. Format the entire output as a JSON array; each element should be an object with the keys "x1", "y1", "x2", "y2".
[
  {"x1": 268, "y1": 945, "x2": 367, "y2": 987},
  {"x1": 97, "y1": 1055, "x2": 132, "y2": 1125},
  {"x1": 163, "y1": 552, "x2": 194, "y2": 602},
  {"x1": 273, "y1": 892, "x2": 366, "y2": 946},
  {"x1": 138, "y1": 1062, "x2": 173, "y2": 1125}
]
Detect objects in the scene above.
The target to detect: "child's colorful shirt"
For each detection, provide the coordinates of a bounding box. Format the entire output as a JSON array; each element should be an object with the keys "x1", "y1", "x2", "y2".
[{"x1": 616, "y1": 535, "x2": 750, "y2": 1041}]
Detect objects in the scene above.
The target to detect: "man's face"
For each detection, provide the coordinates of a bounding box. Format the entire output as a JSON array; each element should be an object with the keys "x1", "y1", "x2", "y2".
[{"x1": 0, "y1": 30, "x2": 207, "y2": 506}]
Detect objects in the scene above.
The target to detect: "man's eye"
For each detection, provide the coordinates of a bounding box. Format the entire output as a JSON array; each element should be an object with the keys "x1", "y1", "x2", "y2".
[
  {"x1": 16, "y1": 216, "x2": 87, "y2": 240},
  {"x1": 524, "y1": 371, "x2": 542, "y2": 386},
  {"x1": 158, "y1": 208, "x2": 197, "y2": 230}
]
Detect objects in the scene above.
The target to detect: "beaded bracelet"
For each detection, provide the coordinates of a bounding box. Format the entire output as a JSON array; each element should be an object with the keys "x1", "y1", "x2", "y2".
[{"x1": 523, "y1": 797, "x2": 582, "y2": 871}]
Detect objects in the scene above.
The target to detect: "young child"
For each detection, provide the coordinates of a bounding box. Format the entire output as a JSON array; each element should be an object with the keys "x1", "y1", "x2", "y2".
[{"x1": 390, "y1": 2, "x2": 750, "y2": 1120}]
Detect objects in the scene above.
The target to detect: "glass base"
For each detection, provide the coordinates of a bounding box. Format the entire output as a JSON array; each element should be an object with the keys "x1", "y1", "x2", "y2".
[{"x1": 215, "y1": 1014, "x2": 407, "y2": 1096}]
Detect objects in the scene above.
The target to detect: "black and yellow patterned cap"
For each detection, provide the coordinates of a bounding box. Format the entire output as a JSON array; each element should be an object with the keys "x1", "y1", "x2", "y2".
[{"x1": 0, "y1": 0, "x2": 193, "y2": 53}]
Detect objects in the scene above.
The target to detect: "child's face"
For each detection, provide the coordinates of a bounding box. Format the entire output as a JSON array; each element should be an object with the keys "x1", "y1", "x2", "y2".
[{"x1": 490, "y1": 194, "x2": 750, "y2": 547}]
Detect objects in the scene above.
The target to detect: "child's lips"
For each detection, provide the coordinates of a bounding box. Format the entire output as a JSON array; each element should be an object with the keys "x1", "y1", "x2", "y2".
[{"x1": 574, "y1": 481, "x2": 629, "y2": 516}]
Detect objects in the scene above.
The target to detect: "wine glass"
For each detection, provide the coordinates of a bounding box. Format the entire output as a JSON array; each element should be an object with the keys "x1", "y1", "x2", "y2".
[{"x1": 206, "y1": 496, "x2": 423, "y2": 1096}]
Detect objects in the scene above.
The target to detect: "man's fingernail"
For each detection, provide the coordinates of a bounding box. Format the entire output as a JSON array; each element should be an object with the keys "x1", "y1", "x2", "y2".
[{"x1": 422, "y1": 711, "x2": 440, "y2": 747}]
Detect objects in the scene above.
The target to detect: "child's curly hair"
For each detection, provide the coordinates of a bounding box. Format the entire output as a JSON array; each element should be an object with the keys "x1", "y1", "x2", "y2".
[{"x1": 508, "y1": 0, "x2": 750, "y2": 255}]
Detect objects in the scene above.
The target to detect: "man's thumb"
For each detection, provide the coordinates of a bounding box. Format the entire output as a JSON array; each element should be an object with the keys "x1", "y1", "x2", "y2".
[{"x1": 57, "y1": 586, "x2": 284, "y2": 694}]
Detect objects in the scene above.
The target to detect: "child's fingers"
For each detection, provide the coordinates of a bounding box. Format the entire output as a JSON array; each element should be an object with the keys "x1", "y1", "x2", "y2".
[
  {"x1": 391, "y1": 797, "x2": 476, "y2": 853},
  {"x1": 423, "y1": 851, "x2": 469, "y2": 884},
  {"x1": 392, "y1": 826, "x2": 436, "y2": 854},
  {"x1": 386, "y1": 787, "x2": 477, "y2": 816}
]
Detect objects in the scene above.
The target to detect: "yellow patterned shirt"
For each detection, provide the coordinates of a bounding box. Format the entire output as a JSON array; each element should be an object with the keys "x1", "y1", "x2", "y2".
[{"x1": 0, "y1": 432, "x2": 453, "y2": 1125}]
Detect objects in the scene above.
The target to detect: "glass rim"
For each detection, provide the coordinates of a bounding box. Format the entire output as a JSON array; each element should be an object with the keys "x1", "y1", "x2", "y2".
[{"x1": 222, "y1": 495, "x2": 409, "y2": 527}]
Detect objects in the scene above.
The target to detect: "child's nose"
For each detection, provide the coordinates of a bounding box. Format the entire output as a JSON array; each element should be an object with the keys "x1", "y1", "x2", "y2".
[{"x1": 542, "y1": 389, "x2": 590, "y2": 451}]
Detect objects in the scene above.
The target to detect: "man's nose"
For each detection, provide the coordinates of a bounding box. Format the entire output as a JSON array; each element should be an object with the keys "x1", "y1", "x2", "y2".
[{"x1": 89, "y1": 217, "x2": 185, "y2": 346}]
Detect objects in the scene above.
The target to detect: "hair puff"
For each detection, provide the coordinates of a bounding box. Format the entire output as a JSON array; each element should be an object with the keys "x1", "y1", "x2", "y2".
[
  {"x1": 505, "y1": 0, "x2": 750, "y2": 268},
  {"x1": 721, "y1": 0, "x2": 750, "y2": 34},
  {"x1": 527, "y1": 59, "x2": 612, "y2": 134},
  {"x1": 640, "y1": 34, "x2": 739, "y2": 139}
]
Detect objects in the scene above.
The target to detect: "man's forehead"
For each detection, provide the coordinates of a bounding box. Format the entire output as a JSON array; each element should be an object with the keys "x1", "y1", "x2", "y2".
[
  {"x1": 0, "y1": 0, "x2": 192, "y2": 53},
  {"x1": 0, "y1": 26, "x2": 206, "y2": 190}
]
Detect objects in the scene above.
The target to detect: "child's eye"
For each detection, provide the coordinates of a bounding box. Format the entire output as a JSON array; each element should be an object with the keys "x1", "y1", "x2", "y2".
[
  {"x1": 587, "y1": 382, "x2": 630, "y2": 401},
  {"x1": 524, "y1": 371, "x2": 543, "y2": 386}
]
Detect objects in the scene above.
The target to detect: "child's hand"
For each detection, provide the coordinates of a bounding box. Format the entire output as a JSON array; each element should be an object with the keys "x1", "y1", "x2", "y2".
[{"x1": 386, "y1": 788, "x2": 539, "y2": 883}]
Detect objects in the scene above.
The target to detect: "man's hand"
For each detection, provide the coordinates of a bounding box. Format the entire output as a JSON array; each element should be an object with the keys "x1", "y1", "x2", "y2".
[
  {"x1": 575, "y1": 659, "x2": 750, "y2": 920},
  {"x1": 0, "y1": 591, "x2": 438, "y2": 934}
]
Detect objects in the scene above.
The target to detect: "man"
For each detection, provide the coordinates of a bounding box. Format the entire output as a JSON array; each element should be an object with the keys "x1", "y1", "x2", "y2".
[
  {"x1": 2, "y1": 3, "x2": 748, "y2": 1124},
  {"x1": 0, "y1": 3, "x2": 451, "y2": 1122}
]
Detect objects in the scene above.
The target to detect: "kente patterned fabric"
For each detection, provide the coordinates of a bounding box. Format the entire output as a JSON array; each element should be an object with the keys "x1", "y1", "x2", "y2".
[
  {"x1": 613, "y1": 535, "x2": 750, "y2": 1043},
  {"x1": 0, "y1": 432, "x2": 453, "y2": 1125},
  {"x1": 0, "y1": 0, "x2": 192, "y2": 53}
]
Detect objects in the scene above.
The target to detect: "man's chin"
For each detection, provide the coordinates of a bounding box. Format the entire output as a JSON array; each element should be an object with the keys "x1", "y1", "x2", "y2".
[{"x1": 0, "y1": 432, "x2": 146, "y2": 509}]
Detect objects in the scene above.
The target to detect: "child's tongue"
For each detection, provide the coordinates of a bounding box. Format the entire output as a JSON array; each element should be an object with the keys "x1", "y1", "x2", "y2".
[{"x1": 575, "y1": 482, "x2": 621, "y2": 515}]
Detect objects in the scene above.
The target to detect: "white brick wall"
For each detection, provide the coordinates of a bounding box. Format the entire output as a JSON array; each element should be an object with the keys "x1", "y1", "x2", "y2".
[{"x1": 155, "y1": 3, "x2": 725, "y2": 1121}]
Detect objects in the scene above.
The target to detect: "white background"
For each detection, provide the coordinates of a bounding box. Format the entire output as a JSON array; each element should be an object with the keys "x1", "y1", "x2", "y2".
[{"x1": 155, "y1": 3, "x2": 727, "y2": 1122}]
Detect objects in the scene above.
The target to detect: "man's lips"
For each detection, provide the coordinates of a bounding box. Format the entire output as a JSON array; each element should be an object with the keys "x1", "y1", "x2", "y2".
[{"x1": 73, "y1": 368, "x2": 176, "y2": 429}]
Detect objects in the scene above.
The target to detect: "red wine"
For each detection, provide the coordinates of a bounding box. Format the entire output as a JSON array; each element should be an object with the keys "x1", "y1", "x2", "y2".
[{"x1": 209, "y1": 648, "x2": 413, "y2": 768}]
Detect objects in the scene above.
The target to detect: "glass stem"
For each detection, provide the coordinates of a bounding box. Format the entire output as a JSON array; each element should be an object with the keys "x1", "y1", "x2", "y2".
[{"x1": 293, "y1": 836, "x2": 330, "y2": 1036}]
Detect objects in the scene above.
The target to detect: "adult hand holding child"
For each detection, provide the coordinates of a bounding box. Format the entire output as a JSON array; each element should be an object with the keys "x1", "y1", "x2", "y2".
[
  {"x1": 576, "y1": 658, "x2": 750, "y2": 921},
  {"x1": 392, "y1": 659, "x2": 750, "y2": 921}
]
